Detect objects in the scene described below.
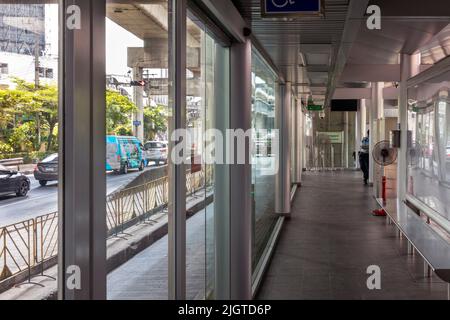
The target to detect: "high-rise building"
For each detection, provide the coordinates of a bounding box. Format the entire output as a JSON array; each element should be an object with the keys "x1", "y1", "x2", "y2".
[{"x1": 0, "y1": 4, "x2": 45, "y2": 56}]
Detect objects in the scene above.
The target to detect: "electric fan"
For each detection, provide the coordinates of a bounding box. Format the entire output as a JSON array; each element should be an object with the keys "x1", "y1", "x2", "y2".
[{"x1": 372, "y1": 140, "x2": 398, "y2": 216}]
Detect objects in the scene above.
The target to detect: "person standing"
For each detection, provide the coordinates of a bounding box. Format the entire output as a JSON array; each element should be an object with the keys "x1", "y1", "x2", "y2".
[{"x1": 359, "y1": 130, "x2": 370, "y2": 185}]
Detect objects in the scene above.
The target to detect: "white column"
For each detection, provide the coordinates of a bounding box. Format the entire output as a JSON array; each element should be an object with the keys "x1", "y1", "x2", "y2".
[
  {"x1": 229, "y1": 38, "x2": 252, "y2": 300},
  {"x1": 275, "y1": 82, "x2": 292, "y2": 215},
  {"x1": 368, "y1": 97, "x2": 374, "y2": 185},
  {"x1": 294, "y1": 96, "x2": 303, "y2": 184},
  {"x1": 369, "y1": 82, "x2": 384, "y2": 197},
  {"x1": 133, "y1": 66, "x2": 145, "y2": 141},
  {"x1": 344, "y1": 111, "x2": 349, "y2": 168},
  {"x1": 355, "y1": 105, "x2": 362, "y2": 169},
  {"x1": 369, "y1": 83, "x2": 384, "y2": 189},
  {"x1": 397, "y1": 53, "x2": 421, "y2": 201}
]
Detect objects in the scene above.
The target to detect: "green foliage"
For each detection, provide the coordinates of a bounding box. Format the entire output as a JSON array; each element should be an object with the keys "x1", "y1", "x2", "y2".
[
  {"x1": 0, "y1": 141, "x2": 13, "y2": 154},
  {"x1": 0, "y1": 80, "x2": 168, "y2": 159},
  {"x1": 144, "y1": 105, "x2": 167, "y2": 141},
  {"x1": 9, "y1": 121, "x2": 36, "y2": 151},
  {"x1": 115, "y1": 124, "x2": 133, "y2": 136},
  {"x1": 106, "y1": 90, "x2": 137, "y2": 135},
  {"x1": 0, "y1": 78, "x2": 58, "y2": 153}
]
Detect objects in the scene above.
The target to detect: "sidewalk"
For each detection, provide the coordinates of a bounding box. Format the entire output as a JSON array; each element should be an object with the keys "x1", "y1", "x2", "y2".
[{"x1": 257, "y1": 171, "x2": 449, "y2": 300}]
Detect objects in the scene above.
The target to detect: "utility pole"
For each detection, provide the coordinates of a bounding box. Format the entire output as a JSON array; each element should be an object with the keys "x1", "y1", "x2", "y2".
[{"x1": 34, "y1": 32, "x2": 41, "y2": 147}]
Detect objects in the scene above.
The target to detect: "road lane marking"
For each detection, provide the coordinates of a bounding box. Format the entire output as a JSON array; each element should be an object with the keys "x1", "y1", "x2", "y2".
[{"x1": 0, "y1": 194, "x2": 55, "y2": 209}]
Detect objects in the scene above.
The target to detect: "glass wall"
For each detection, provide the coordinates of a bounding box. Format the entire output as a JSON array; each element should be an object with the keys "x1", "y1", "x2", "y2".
[
  {"x1": 105, "y1": 0, "x2": 170, "y2": 300},
  {"x1": 291, "y1": 95, "x2": 296, "y2": 183},
  {"x1": 251, "y1": 50, "x2": 277, "y2": 270},
  {"x1": 0, "y1": 0, "x2": 59, "y2": 297},
  {"x1": 186, "y1": 9, "x2": 230, "y2": 300},
  {"x1": 407, "y1": 72, "x2": 450, "y2": 221}
]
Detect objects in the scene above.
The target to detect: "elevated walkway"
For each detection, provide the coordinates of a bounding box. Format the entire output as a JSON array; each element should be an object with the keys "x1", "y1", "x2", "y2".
[{"x1": 257, "y1": 171, "x2": 449, "y2": 300}]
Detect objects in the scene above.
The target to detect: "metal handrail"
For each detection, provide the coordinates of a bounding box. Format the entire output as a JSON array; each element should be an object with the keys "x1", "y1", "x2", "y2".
[{"x1": 0, "y1": 170, "x2": 207, "y2": 286}]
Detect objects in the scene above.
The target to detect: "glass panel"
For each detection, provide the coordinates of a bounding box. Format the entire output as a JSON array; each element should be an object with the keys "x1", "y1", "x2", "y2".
[
  {"x1": 407, "y1": 71, "x2": 450, "y2": 221},
  {"x1": 105, "y1": 0, "x2": 170, "y2": 300},
  {"x1": 251, "y1": 50, "x2": 277, "y2": 270},
  {"x1": 0, "y1": 1, "x2": 59, "y2": 297},
  {"x1": 291, "y1": 95, "x2": 296, "y2": 183},
  {"x1": 186, "y1": 12, "x2": 207, "y2": 299},
  {"x1": 185, "y1": 10, "x2": 229, "y2": 299}
]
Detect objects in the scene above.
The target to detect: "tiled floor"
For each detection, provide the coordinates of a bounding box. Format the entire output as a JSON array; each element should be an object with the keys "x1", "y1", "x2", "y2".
[{"x1": 257, "y1": 171, "x2": 449, "y2": 300}]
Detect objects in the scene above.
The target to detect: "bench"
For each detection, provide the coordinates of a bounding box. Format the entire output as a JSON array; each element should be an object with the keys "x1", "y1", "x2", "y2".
[{"x1": 377, "y1": 198, "x2": 450, "y2": 299}]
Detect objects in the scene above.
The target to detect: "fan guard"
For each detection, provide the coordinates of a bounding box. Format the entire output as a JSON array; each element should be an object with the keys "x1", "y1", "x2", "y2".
[
  {"x1": 372, "y1": 140, "x2": 398, "y2": 166},
  {"x1": 408, "y1": 141, "x2": 422, "y2": 166}
]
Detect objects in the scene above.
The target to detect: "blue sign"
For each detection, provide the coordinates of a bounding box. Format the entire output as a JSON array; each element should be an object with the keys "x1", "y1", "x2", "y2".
[
  {"x1": 263, "y1": 0, "x2": 321, "y2": 16},
  {"x1": 133, "y1": 121, "x2": 142, "y2": 127}
]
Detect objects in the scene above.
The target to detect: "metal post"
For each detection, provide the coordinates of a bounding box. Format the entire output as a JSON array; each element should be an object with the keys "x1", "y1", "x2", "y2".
[
  {"x1": 229, "y1": 38, "x2": 252, "y2": 300},
  {"x1": 58, "y1": 0, "x2": 107, "y2": 300},
  {"x1": 355, "y1": 105, "x2": 362, "y2": 169},
  {"x1": 293, "y1": 96, "x2": 303, "y2": 185},
  {"x1": 214, "y1": 44, "x2": 230, "y2": 300},
  {"x1": 370, "y1": 82, "x2": 384, "y2": 191},
  {"x1": 275, "y1": 82, "x2": 291, "y2": 216},
  {"x1": 132, "y1": 67, "x2": 145, "y2": 141},
  {"x1": 344, "y1": 111, "x2": 349, "y2": 168},
  {"x1": 168, "y1": 0, "x2": 187, "y2": 300}
]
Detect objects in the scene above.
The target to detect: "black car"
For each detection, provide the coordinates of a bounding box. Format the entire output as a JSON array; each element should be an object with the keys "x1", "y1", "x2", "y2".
[
  {"x1": 0, "y1": 164, "x2": 30, "y2": 197},
  {"x1": 34, "y1": 154, "x2": 58, "y2": 186}
]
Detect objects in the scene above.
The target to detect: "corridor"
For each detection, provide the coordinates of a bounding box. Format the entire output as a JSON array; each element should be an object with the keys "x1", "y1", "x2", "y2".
[{"x1": 257, "y1": 171, "x2": 449, "y2": 300}]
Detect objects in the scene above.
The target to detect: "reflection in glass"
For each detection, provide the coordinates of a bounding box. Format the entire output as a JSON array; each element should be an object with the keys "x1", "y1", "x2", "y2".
[
  {"x1": 105, "y1": 0, "x2": 170, "y2": 300},
  {"x1": 0, "y1": 1, "x2": 59, "y2": 297},
  {"x1": 251, "y1": 50, "x2": 277, "y2": 270},
  {"x1": 185, "y1": 12, "x2": 229, "y2": 300},
  {"x1": 407, "y1": 75, "x2": 450, "y2": 222}
]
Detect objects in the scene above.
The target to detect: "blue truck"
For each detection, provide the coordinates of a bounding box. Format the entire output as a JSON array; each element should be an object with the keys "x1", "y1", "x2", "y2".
[{"x1": 106, "y1": 135, "x2": 145, "y2": 174}]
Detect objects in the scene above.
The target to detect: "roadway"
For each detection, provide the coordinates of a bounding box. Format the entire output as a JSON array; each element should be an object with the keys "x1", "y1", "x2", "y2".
[{"x1": 0, "y1": 166, "x2": 162, "y2": 227}]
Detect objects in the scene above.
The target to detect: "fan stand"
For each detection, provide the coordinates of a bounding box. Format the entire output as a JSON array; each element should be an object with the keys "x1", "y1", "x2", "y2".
[
  {"x1": 408, "y1": 175, "x2": 414, "y2": 194},
  {"x1": 372, "y1": 160, "x2": 387, "y2": 217}
]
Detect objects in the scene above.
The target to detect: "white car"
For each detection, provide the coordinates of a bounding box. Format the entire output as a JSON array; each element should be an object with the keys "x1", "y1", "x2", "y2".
[{"x1": 144, "y1": 141, "x2": 168, "y2": 166}]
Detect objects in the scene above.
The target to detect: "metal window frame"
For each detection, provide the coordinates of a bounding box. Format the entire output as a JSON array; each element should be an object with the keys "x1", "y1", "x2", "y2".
[
  {"x1": 58, "y1": 0, "x2": 107, "y2": 300},
  {"x1": 168, "y1": 0, "x2": 187, "y2": 300}
]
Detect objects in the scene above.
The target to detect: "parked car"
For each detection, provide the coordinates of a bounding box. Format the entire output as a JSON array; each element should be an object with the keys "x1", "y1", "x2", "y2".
[
  {"x1": 144, "y1": 141, "x2": 168, "y2": 166},
  {"x1": 106, "y1": 135, "x2": 145, "y2": 174},
  {"x1": 34, "y1": 153, "x2": 59, "y2": 186},
  {"x1": 0, "y1": 164, "x2": 30, "y2": 197}
]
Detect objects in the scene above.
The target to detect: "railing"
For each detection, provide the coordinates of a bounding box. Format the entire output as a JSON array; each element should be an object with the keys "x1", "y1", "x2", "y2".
[
  {"x1": 0, "y1": 169, "x2": 209, "y2": 286},
  {"x1": 0, "y1": 158, "x2": 24, "y2": 171}
]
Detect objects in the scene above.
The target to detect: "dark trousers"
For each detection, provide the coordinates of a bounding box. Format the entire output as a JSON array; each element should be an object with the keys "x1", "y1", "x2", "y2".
[{"x1": 359, "y1": 152, "x2": 369, "y2": 182}]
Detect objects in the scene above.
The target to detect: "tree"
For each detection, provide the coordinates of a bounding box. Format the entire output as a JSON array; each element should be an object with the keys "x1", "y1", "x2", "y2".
[
  {"x1": 0, "y1": 85, "x2": 34, "y2": 152},
  {"x1": 144, "y1": 104, "x2": 167, "y2": 141},
  {"x1": 106, "y1": 89, "x2": 137, "y2": 135},
  {"x1": 14, "y1": 78, "x2": 58, "y2": 152}
]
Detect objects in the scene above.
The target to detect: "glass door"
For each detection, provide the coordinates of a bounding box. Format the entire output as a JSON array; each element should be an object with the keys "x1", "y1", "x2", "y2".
[{"x1": 186, "y1": 7, "x2": 230, "y2": 300}]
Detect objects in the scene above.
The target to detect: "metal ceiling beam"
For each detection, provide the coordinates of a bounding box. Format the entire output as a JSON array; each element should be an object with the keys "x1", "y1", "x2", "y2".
[
  {"x1": 369, "y1": 0, "x2": 450, "y2": 17},
  {"x1": 325, "y1": 0, "x2": 370, "y2": 108},
  {"x1": 332, "y1": 87, "x2": 400, "y2": 100},
  {"x1": 340, "y1": 64, "x2": 401, "y2": 82}
]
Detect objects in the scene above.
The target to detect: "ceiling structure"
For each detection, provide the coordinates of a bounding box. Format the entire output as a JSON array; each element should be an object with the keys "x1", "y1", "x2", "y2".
[
  {"x1": 232, "y1": 0, "x2": 450, "y2": 108},
  {"x1": 232, "y1": 0, "x2": 353, "y2": 107}
]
